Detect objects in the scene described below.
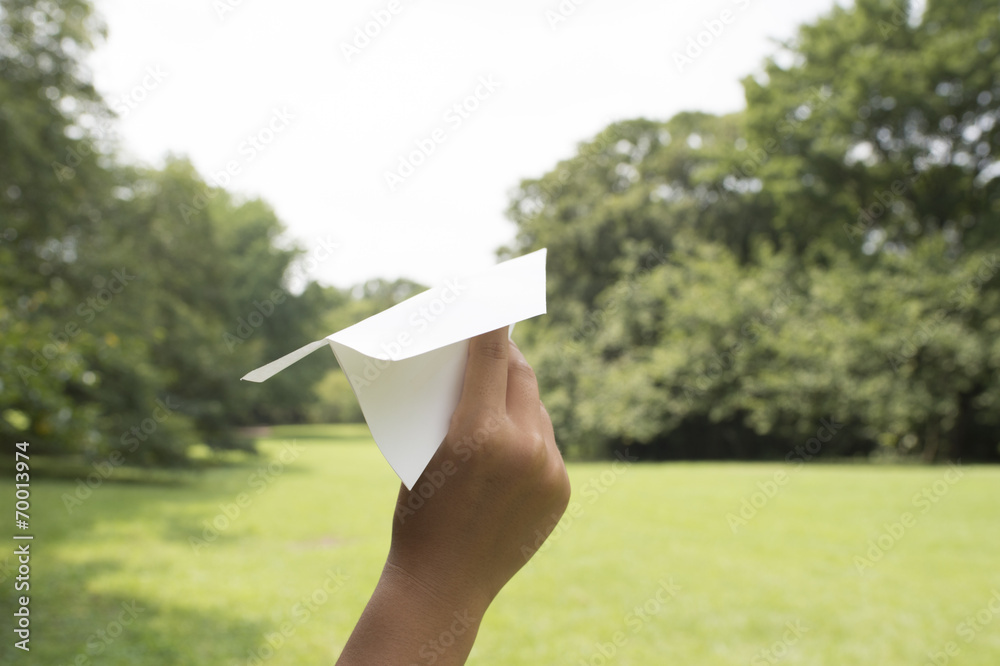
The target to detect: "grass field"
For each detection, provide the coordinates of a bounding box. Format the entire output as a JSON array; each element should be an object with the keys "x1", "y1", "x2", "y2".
[{"x1": 1, "y1": 424, "x2": 998, "y2": 665}]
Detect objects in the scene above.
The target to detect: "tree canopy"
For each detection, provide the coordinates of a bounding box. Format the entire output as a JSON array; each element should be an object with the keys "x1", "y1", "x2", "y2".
[
  {"x1": 1, "y1": 0, "x2": 347, "y2": 463},
  {"x1": 3, "y1": 0, "x2": 998, "y2": 466},
  {"x1": 504, "y1": 0, "x2": 1000, "y2": 462}
]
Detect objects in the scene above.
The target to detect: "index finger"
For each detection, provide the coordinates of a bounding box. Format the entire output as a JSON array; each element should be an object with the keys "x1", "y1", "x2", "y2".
[{"x1": 459, "y1": 327, "x2": 510, "y2": 411}]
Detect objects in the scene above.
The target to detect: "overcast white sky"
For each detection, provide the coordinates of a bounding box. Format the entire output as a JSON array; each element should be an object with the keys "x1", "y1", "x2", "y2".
[{"x1": 88, "y1": 0, "x2": 841, "y2": 289}]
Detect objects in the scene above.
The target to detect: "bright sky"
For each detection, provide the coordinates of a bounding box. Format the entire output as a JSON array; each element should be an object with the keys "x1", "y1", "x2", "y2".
[{"x1": 88, "y1": 0, "x2": 841, "y2": 289}]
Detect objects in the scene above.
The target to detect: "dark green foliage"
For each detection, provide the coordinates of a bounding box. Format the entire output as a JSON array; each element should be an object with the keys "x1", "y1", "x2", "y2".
[
  {"x1": 3, "y1": 0, "x2": 998, "y2": 465},
  {"x1": 506, "y1": 0, "x2": 1000, "y2": 462},
  {"x1": 0, "y1": 0, "x2": 344, "y2": 463}
]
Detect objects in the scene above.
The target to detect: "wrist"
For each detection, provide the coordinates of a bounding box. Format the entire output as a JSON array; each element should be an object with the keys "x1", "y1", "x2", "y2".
[
  {"x1": 337, "y1": 559, "x2": 488, "y2": 666},
  {"x1": 384, "y1": 543, "x2": 495, "y2": 616},
  {"x1": 379, "y1": 558, "x2": 490, "y2": 635}
]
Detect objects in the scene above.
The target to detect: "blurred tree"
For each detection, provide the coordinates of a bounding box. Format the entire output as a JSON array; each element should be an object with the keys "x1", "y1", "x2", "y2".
[
  {"x1": 742, "y1": 0, "x2": 999, "y2": 255},
  {"x1": 0, "y1": 0, "x2": 343, "y2": 464},
  {"x1": 506, "y1": 0, "x2": 1000, "y2": 462},
  {"x1": 1, "y1": 0, "x2": 127, "y2": 458},
  {"x1": 740, "y1": 0, "x2": 1000, "y2": 460}
]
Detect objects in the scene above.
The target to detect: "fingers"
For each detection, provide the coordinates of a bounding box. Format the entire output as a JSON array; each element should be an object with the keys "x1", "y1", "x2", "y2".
[
  {"x1": 460, "y1": 327, "x2": 510, "y2": 412},
  {"x1": 505, "y1": 342, "x2": 543, "y2": 431}
]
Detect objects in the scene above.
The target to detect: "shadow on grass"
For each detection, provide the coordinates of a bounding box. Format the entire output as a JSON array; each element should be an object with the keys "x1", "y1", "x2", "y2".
[
  {"x1": 2, "y1": 456, "x2": 313, "y2": 555},
  {"x1": 0, "y1": 557, "x2": 274, "y2": 665},
  {"x1": 266, "y1": 423, "x2": 371, "y2": 442},
  {"x1": 20, "y1": 444, "x2": 317, "y2": 485},
  {"x1": 6, "y1": 425, "x2": 370, "y2": 484},
  {"x1": 0, "y1": 462, "x2": 327, "y2": 664},
  {"x1": 24, "y1": 457, "x2": 202, "y2": 484},
  {"x1": 160, "y1": 512, "x2": 263, "y2": 551}
]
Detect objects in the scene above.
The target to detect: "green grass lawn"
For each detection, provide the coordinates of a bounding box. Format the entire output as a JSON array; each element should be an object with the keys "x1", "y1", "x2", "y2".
[{"x1": 2, "y1": 424, "x2": 998, "y2": 665}]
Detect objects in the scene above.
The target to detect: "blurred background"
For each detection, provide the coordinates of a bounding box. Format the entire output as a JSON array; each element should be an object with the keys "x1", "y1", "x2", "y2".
[{"x1": 1, "y1": 0, "x2": 999, "y2": 664}]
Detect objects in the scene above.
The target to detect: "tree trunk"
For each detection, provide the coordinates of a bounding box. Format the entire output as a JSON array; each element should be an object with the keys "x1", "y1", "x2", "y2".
[
  {"x1": 947, "y1": 390, "x2": 975, "y2": 462},
  {"x1": 922, "y1": 423, "x2": 939, "y2": 463}
]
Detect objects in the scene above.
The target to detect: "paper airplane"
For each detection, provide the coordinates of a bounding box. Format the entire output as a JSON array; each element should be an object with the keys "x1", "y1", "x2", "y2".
[{"x1": 243, "y1": 249, "x2": 547, "y2": 488}]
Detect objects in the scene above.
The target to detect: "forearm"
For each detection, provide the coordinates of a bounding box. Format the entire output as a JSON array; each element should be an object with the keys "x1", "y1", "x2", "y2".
[
  {"x1": 337, "y1": 561, "x2": 486, "y2": 666},
  {"x1": 337, "y1": 331, "x2": 569, "y2": 663}
]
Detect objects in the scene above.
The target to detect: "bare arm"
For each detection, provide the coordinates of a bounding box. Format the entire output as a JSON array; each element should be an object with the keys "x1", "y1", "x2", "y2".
[{"x1": 336, "y1": 327, "x2": 571, "y2": 665}]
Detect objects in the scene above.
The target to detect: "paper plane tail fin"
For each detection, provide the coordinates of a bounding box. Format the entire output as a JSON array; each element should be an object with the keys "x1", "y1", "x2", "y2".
[{"x1": 241, "y1": 339, "x2": 330, "y2": 382}]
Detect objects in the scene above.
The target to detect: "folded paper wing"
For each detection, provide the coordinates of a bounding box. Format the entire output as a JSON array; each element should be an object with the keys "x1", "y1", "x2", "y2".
[{"x1": 242, "y1": 249, "x2": 547, "y2": 489}]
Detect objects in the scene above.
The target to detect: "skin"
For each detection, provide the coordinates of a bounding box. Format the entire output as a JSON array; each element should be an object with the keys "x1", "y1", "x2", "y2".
[{"x1": 336, "y1": 327, "x2": 571, "y2": 665}]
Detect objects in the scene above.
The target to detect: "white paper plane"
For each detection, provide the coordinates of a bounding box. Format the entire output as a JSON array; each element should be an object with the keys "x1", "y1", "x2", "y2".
[{"x1": 242, "y1": 249, "x2": 547, "y2": 489}]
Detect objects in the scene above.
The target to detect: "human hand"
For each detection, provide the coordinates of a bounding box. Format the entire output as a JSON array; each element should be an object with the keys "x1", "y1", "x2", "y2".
[
  {"x1": 336, "y1": 327, "x2": 570, "y2": 665},
  {"x1": 388, "y1": 325, "x2": 572, "y2": 608}
]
